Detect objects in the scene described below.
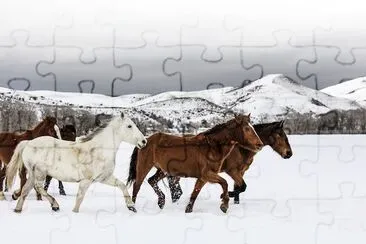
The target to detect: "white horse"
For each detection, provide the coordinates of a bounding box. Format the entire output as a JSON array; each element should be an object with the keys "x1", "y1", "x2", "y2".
[{"x1": 6, "y1": 112, "x2": 147, "y2": 213}]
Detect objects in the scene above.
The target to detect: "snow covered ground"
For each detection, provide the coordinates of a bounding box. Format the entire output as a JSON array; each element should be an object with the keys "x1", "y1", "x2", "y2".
[{"x1": 1, "y1": 134, "x2": 366, "y2": 244}]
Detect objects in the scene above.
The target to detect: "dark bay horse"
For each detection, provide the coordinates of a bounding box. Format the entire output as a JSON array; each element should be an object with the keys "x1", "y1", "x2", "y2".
[
  {"x1": 43, "y1": 124, "x2": 77, "y2": 196},
  {"x1": 150, "y1": 120, "x2": 293, "y2": 205},
  {"x1": 127, "y1": 114, "x2": 264, "y2": 213},
  {"x1": 0, "y1": 116, "x2": 60, "y2": 200}
]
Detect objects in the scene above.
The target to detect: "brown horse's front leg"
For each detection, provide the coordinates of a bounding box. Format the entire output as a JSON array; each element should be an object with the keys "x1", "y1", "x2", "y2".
[
  {"x1": 148, "y1": 169, "x2": 167, "y2": 209},
  {"x1": 204, "y1": 171, "x2": 229, "y2": 213},
  {"x1": 226, "y1": 169, "x2": 246, "y2": 204},
  {"x1": 185, "y1": 179, "x2": 206, "y2": 213}
]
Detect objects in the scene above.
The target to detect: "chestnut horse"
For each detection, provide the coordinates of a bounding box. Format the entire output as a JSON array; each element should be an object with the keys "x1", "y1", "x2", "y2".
[
  {"x1": 127, "y1": 114, "x2": 264, "y2": 213},
  {"x1": 149, "y1": 120, "x2": 293, "y2": 205},
  {"x1": 0, "y1": 116, "x2": 61, "y2": 200},
  {"x1": 43, "y1": 124, "x2": 77, "y2": 196}
]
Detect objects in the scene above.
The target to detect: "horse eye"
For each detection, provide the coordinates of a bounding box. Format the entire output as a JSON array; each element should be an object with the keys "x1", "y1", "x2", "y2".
[{"x1": 128, "y1": 125, "x2": 132, "y2": 128}]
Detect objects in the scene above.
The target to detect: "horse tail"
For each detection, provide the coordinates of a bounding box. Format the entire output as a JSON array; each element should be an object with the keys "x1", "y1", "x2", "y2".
[
  {"x1": 6, "y1": 141, "x2": 27, "y2": 190},
  {"x1": 127, "y1": 147, "x2": 139, "y2": 186}
]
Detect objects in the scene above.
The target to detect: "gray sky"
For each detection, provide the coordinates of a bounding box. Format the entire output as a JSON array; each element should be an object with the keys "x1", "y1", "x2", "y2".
[{"x1": 1, "y1": 0, "x2": 366, "y2": 96}]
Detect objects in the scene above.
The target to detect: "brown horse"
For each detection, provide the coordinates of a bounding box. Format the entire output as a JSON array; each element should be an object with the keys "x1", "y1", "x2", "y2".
[
  {"x1": 127, "y1": 114, "x2": 264, "y2": 213},
  {"x1": 0, "y1": 116, "x2": 60, "y2": 200},
  {"x1": 150, "y1": 120, "x2": 293, "y2": 205},
  {"x1": 43, "y1": 124, "x2": 77, "y2": 196}
]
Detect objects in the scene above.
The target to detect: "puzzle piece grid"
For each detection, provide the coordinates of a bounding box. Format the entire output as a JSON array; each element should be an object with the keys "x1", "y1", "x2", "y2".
[{"x1": 1, "y1": 0, "x2": 366, "y2": 244}]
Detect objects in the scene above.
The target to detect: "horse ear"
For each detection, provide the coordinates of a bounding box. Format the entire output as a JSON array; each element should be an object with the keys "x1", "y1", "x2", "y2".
[
  {"x1": 278, "y1": 120, "x2": 285, "y2": 128},
  {"x1": 121, "y1": 112, "x2": 124, "y2": 119}
]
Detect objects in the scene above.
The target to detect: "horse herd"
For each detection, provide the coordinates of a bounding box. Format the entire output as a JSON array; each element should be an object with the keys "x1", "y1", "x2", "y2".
[{"x1": 0, "y1": 112, "x2": 292, "y2": 214}]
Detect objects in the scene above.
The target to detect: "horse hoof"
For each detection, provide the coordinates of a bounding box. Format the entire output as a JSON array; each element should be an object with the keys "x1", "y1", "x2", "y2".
[
  {"x1": 185, "y1": 206, "x2": 193, "y2": 213},
  {"x1": 59, "y1": 190, "x2": 66, "y2": 196},
  {"x1": 37, "y1": 197, "x2": 42, "y2": 201},
  {"x1": 14, "y1": 209, "x2": 22, "y2": 213},
  {"x1": 12, "y1": 194, "x2": 19, "y2": 201},
  {"x1": 128, "y1": 206, "x2": 137, "y2": 213},
  {"x1": 234, "y1": 200, "x2": 240, "y2": 204},
  {"x1": 158, "y1": 199, "x2": 165, "y2": 209},
  {"x1": 220, "y1": 205, "x2": 228, "y2": 213},
  {"x1": 52, "y1": 206, "x2": 60, "y2": 212}
]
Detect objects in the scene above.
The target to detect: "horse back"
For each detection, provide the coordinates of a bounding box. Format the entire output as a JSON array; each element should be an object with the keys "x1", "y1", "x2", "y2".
[{"x1": 149, "y1": 132, "x2": 205, "y2": 147}]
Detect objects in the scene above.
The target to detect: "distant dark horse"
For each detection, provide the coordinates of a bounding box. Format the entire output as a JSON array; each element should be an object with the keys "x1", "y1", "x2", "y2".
[{"x1": 43, "y1": 124, "x2": 76, "y2": 197}]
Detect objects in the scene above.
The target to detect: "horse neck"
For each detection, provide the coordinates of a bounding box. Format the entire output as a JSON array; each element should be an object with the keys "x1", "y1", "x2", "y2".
[
  {"x1": 19, "y1": 130, "x2": 34, "y2": 140},
  {"x1": 89, "y1": 119, "x2": 122, "y2": 151},
  {"x1": 254, "y1": 124, "x2": 272, "y2": 146},
  {"x1": 205, "y1": 129, "x2": 231, "y2": 145},
  {"x1": 31, "y1": 121, "x2": 49, "y2": 137}
]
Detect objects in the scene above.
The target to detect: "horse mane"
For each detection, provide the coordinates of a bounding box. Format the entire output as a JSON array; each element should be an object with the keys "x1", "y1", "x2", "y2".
[
  {"x1": 77, "y1": 117, "x2": 113, "y2": 143},
  {"x1": 200, "y1": 121, "x2": 232, "y2": 136},
  {"x1": 253, "y1": 121, "x2": 281, "y2": 131}
]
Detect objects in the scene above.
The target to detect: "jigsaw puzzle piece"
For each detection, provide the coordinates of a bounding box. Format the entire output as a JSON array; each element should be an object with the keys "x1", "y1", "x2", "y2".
[
  {"x1": 317, "y1": 183, "x2": 366, "y2": 244},
  {"x1": 0, "y1": 0, "x2": 61, "y2": 46},
  {"x1": 164, "y1": 46, "x2": 262, "y2": 91},
  {"x1": 51, "y1": 212, "x2": 116, "y2": 244},
  {"x1": 36, "y1": 47, "x2": 132, "y2": 96},
  {"x1": 227, "y1": 199, "x2": 333, "y2": 244},
  {"x1": 300, "y1": 145, "x2": 366, "y2": 198},
  {"x1": 102, "y1": 1, "x2": 195, "y2": 48},
  {"x1": 0, "y1": 31, "x2": 55, "y2": 91},
  {"x1": 184, "y1": 214, "x2": 245, "y2": 244},
  {"x1": 181, "y1": 15, "x2": 241, "y2": 62},
  {"x1": 96, "y1": 210, "x2": 202, "y2": 244},
  {"x1": 241, "y1": 30, "x2": 316, "y2": 86},
  {"x1": 297, "y1": 47, "x2": 366, "y2": 89},
  {"x1": 114, "y1": 32, "x2": 181, "y2": 95},
  {"x1": 242, "y1": 143, "x2": 319, "y2": 216},
  {"x1": 54, "y1": 0, "x2": 115, "y2": 64},
  {"x1": 314, "y1": 27, "x2": 366, "y2": 64}
]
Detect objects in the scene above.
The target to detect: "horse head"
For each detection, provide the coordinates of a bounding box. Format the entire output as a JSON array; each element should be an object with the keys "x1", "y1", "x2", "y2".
[
  {"x1": 266, "y1": 120, "x2": 293, "y2": 159},
  {"x1": 231, "y1": 114, "x2": 263, "y2": 152}
]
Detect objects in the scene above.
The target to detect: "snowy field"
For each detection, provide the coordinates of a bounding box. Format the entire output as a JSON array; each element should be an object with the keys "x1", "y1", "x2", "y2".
[{"x1": 1, "y1": 135, "x2": 366, "y2": 244}]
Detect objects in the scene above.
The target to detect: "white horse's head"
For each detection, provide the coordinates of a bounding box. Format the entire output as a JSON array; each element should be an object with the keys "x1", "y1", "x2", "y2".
[{"x1": 116, "y1": 112, "x2": 147, "y2": 149}]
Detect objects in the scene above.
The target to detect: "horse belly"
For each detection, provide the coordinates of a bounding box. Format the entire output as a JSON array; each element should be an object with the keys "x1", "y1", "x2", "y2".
[
  {"x1": 47, "y1": 163, "x2": 82, "y2": 182},
  {"x1": 158, "y1": 147, "x2": 201, "y2": 178}
]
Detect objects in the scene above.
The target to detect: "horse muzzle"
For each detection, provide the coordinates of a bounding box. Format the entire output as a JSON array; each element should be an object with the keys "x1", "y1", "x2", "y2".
[{"x1": 137, "y1": 139, "x2": 147, "y2": 149}]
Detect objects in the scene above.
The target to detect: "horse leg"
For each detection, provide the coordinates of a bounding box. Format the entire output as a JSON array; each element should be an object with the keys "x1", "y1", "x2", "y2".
[
  {"x1": 185, "y1": 179, "x2": 206, "y2": 213},
  {"x1": 14, "y1": 169, "x2": 35, "y2": 213},
  {"x1": 34, "y1": 180, "x2": 60, "y2": 211},
  {"x1": 12, "y1": 165, "x2": 29, "y2": 200},
  {"x1": 72, "y1": 179, "x2": 92, "y2": 213},
  {"x1": 132, "y1": 161, "x2": 153, "y2": 204},
  {"x1": 226, "y1": 169, "x2": 246, "y2": 204},
  {"x1": 204, "y1": 171, "x2": 229, "y2": 213},
  {"x1": 101, "y1": 175, "x2": 136, "y2": 212},
  {"x1": 58, "y1": 181, "x2": 66, "y2": 196},
  {"x1": 0, "y1": 164, "x2": 6, "y2": 200},
  {"x1": 43, "y1": 175, "x2": 52, "y2": 191},
  {"x1": 148, "y1": 169, "x2": 167, "y2": 209},
  {"x1": 167, "y1": 175, "x2": 183, "y2": 203}
]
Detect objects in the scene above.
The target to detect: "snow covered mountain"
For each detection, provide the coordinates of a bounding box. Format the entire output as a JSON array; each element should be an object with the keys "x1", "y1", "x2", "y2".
[
  {"x1": 321, "y1": 77, "x2": 366, "y2": 106},
  {"x1": 0, "y1": 74, "x2": 365, "y2": 134}
]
